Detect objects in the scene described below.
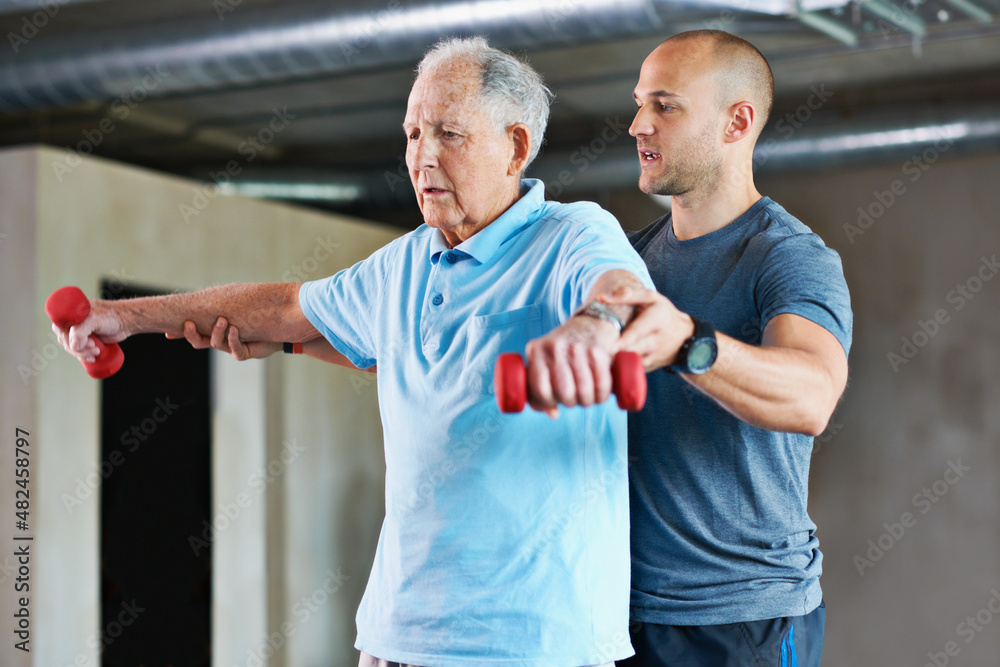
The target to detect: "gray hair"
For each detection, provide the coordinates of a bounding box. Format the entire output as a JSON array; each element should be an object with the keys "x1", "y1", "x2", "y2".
[{"x1": 416, "y1": 36, "x2": 554, "y2": 170}]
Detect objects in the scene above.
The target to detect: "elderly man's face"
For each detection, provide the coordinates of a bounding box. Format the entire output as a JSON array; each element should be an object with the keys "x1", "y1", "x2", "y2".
[{"x1": 404, "y1": 64, "x2": 519, "y2": 245}]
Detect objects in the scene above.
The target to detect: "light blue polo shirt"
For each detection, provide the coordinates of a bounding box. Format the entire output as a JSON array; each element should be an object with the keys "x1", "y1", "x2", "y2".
[{"x1": 299, "y1": 179, "x2": 652, "y2": 666}]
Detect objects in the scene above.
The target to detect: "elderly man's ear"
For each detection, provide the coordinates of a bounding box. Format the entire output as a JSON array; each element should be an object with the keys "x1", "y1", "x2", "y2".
[{"x1": 507, "y1": 123, "x2": 532, "y2": 176}]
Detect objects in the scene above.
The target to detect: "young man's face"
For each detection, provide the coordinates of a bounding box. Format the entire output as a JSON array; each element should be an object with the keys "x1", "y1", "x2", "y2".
[{"x1": 629, "y1": 38, "x2": 727, "y2": 198}]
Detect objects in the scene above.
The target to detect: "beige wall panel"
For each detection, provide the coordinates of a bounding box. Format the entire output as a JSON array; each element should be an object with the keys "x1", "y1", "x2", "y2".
[{"x1": 0, "y1": 145, "x2": 398, "y2": 667}]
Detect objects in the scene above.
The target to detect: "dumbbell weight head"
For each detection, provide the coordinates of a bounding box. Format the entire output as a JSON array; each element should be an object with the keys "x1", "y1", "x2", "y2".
[
  {"x1": 611, "y1": 351, "x2": 646, "y2": 412},
  {"x1": 495, "y1": 352, "x2": 527, "y2": 414}
]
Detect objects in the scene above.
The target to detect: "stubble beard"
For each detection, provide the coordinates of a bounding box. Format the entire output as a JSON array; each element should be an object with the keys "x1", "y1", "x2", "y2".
[{"x1": 642, "y1": 124, "x2": 723, "y2": 206}]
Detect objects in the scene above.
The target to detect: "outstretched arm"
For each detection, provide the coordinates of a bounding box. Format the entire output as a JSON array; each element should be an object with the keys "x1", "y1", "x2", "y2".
[
  {"x1": 54, "y1": 283, "x2": 319, "y2": 364},
  {"x1": 166, "y1": 317, "x2": 375, "y2": 373},
  {"x1": 604, "y1": 287, "x2": 847, "y2": 436}
]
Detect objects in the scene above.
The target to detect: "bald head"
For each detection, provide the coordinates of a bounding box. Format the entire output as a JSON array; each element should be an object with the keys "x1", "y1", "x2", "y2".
[{"x1": 661, "y1": 30, "x2": 774, "y2": 140}]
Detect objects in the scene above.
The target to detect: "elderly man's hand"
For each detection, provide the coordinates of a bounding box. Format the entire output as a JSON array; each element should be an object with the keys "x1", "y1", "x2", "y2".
[
  {"x1": 166, "y1": 317, "x2": 281, "y2": 361},
  {"x1": 523, "y1": 316, "x2": 620, "y2": 418},
  {"x1": 52, "y1": 299, "x2": 129, "y2": 364}
]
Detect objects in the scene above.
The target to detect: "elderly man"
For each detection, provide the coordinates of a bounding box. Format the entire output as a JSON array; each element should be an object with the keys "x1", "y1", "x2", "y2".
[
  {"x1": 603, "y1": 31, "x2": 852, "y2": 666},
  {"x1": 55, "y1": 37, "x2": 651, "y2": 666}
]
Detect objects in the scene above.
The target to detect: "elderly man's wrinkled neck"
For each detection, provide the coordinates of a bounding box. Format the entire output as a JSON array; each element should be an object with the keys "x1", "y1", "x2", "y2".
[{"x1": 404, "y1": 61, "x2": 529, "y2": 247}]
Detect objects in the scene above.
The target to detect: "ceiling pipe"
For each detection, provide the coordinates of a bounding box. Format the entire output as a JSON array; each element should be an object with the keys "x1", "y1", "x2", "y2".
[
  {"x1": 0, "y1": 0, "x2": 852, "y2": 113},
  {"x1": 795, "y1": 9, "x2": 859, "y2": 46},
  {"x1": 209, "y1": 105, "x2": 1000, "y2": 207},
  {"x1": 857, "y1": 0, "x2": 927, "y2": 37},
  {"x1": 944, "y1": 0, "x2": 993, "y2": 24},
  {"x1": 0, "y1": 0, "x2": 103, "y2": 16}
]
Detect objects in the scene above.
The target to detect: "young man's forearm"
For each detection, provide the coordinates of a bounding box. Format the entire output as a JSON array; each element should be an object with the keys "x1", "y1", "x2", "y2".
[{"x1": 685, "y1": 331, "x2": 844, "y2": 436}]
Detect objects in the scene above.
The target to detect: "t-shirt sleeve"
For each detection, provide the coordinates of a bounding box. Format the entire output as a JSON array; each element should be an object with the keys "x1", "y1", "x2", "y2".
[
  {"x1": 298, "y1": 243, "x2": 394, "y2": 369},
  {"x1": 557, "y1": 206, "x2": 655, "y2": 319},
  {"x1": 755, "y1": 233, "x2": 853, "y2": 356}
]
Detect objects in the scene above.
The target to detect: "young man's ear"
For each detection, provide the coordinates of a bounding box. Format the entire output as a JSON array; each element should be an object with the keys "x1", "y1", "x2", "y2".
[
  {"x1": 508, "y1": 124, "x2": 532, "y2": 176},
  {"x1": 725, "y1": 102, "x2": 756, "y2": 143}
]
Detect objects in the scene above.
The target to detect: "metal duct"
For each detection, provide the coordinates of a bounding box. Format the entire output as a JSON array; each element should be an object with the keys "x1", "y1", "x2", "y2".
[
  {"x1": 0, "y1": 0, "x2": 844, "y2": 112},
  {"x1": 210, "y1": 105, "x2": 1000, "y2": 206},
  {"x1": 530, "y1": 105, "x2": 1000, "y2": 192},
  {"x1": 0, "y1": 0, "x2": 102, "y2": 16}
]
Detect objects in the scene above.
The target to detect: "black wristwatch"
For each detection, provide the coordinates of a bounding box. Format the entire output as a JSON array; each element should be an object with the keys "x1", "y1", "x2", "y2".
[{"x1": 667, "y1": 317, "x2": 717, "y2": 375}]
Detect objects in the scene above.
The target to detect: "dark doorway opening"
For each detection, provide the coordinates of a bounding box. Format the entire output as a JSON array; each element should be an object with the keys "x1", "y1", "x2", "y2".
[{"x1": 100, "y1": 282, "x2": 212, "y2": 666}]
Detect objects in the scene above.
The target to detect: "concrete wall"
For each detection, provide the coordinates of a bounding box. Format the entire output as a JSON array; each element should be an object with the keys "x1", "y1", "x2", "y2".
[
  {"x1": 0, "y1": 146, "x2": 398, "y2": 667},
  {"x1": 759, "y1": 151, "x2": 1000, "y2": 667},
  {"x1": 606, "y1": 150, "x2": 1000, "y2": 666}
]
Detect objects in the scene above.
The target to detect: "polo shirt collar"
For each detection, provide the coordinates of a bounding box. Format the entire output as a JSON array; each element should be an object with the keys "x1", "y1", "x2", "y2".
[{"x1": 428, "y1": 179, "x2": 545, "y2": 265}]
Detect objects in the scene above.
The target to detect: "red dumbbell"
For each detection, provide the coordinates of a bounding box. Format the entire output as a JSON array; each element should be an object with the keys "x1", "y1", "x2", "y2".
[
  {"x1": 45, "y1": 286, "x2": 124, "y2": 379},
  {"x1": 494, "y1": 350, "x2": 647, "y2": 413}
]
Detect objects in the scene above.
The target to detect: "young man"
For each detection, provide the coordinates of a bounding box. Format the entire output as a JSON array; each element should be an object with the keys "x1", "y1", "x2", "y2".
[{"x1": 606, "y1": 30, "x2": 852, "y2": 666}]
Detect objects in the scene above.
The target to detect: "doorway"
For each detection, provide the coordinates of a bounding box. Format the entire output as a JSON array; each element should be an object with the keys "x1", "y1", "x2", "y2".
[{"x1": 99, "y1": 282, "x2": 212, "y2": 666}]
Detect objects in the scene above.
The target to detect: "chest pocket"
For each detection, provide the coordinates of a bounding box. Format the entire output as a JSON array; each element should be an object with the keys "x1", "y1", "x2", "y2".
[{"x1": 462, "y1": 304, "x2": 542, "y2": 396}]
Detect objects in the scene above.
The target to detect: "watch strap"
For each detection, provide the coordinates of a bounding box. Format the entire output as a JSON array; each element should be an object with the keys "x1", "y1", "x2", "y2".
[{"x1": 574, "y1": 301, "x2": 625, "y2": 334}]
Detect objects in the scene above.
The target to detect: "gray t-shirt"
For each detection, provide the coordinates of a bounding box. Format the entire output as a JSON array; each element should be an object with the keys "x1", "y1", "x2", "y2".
[{"x1": 627, "y1": 196, "x2": 852, "y2": 625}]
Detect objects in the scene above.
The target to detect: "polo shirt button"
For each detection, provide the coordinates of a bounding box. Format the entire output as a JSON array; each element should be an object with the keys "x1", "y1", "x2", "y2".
[
  {"x1": 432, "y1": 294, "x2": 444, "y2": 306},
  {"x1": 447, "y1": 253, "x2": 458, "y2": 264}
]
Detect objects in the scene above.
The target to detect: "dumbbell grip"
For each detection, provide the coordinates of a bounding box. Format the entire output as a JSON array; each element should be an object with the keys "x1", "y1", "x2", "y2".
[
  {"x1": 495, "y1": 351, "x2": 647, "y2": 413},
  {"x1": 45, "y1": 286, "x2": 125, "y2": 379}
]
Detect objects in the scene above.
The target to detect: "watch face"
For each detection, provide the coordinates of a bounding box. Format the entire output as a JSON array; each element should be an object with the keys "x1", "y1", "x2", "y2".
[{"x1": 687, "y1": 339, "x2": 718, "y2": 373}]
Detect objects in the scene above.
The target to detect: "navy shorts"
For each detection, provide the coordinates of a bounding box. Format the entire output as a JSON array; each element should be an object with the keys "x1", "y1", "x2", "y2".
[{"x1": 617, "y1": 600, "x2": 825, "y2": 667}]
